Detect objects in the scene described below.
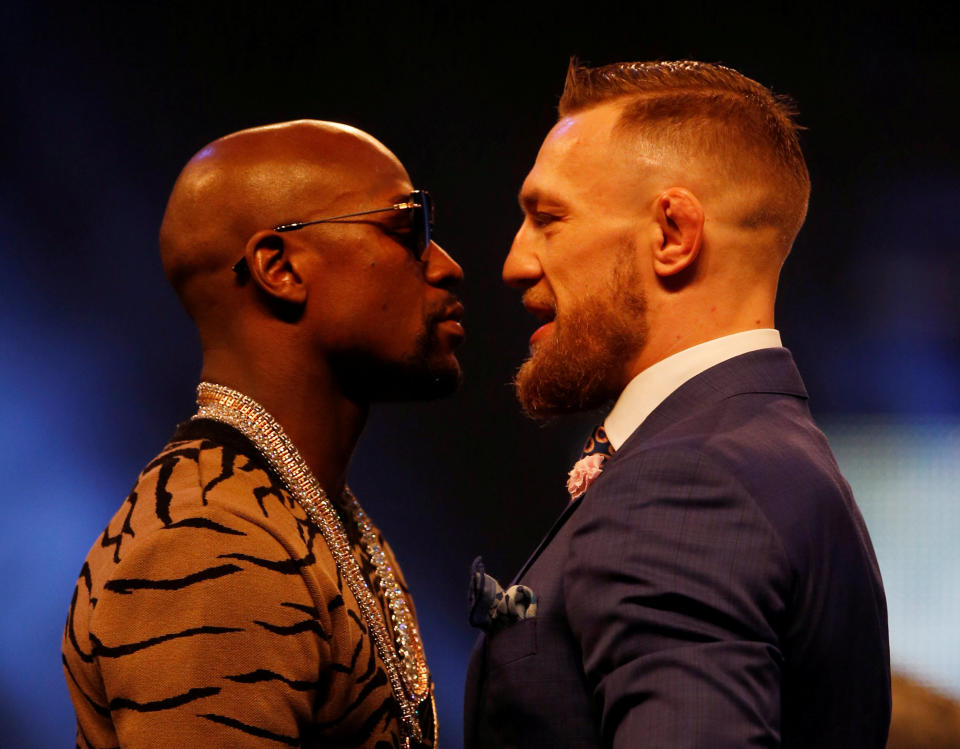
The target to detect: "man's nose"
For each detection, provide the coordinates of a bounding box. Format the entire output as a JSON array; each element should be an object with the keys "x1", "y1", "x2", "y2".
[
  {"x1": 424, "y1": 241, "x2": 464, "y2": 289},
  {"x1": 502, "y1": 224, "x2": 541, "y2": 289}
]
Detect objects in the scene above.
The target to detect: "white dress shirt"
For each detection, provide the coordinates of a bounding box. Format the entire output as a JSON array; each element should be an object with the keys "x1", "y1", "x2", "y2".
[{"x1": 604, "y1": 329, "x2": 784, "y2": 450}]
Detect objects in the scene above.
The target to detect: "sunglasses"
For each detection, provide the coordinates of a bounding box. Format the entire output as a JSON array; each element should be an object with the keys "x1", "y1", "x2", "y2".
[{"x1": 232, "y1": 189, "x2": 434, "y2": 275}]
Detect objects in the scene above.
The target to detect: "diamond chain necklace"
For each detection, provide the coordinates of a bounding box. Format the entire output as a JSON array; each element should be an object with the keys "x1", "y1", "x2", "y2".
[{"x1": 194, "y1": 382, "x2": 433, "y2": 746}]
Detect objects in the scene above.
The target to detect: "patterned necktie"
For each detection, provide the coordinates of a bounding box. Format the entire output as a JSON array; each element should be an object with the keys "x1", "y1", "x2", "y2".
[
  {"x1": 567, "y1": 424, "x2": 615, "y2": 500},
  {"x1": 580, "y1": 424, "x2": 614, "y2": 460}
]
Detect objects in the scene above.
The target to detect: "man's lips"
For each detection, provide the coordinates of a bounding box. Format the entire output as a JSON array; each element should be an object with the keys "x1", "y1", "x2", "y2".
[
  {"x1": 522, "y1": 300, "x2": 556, "y2": 348},
  {"x1": 529, "y1": 321, "x2": 555, "y2": 347},
  {"x1": 435, "y1": 302, "x2": 465, "y2": 342}
]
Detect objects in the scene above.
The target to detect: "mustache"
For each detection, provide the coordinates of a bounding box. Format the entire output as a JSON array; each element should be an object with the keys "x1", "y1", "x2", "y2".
[
  {"x1": 425, "y1": 295, "x2": 464, "y2": 328},
  {"x1": 521, "y1": 289, "x2": 556, "y2": 309}
]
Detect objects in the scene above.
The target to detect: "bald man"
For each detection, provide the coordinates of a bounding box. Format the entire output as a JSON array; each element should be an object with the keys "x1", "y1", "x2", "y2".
[
  {"x1": 63, "y1": 121, "x2": 462, "y2": 748},
  {"x1": 465, "y1": 62, "x2": 890, "y2": 748}
]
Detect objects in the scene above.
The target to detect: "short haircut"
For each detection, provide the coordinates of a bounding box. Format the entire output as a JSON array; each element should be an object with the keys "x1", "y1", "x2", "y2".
[{"x1": 559, "y1": 60, "x2": 811, "y2": 253}]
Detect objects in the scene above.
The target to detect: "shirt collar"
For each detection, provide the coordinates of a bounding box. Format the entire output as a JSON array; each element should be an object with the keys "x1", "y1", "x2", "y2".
[{"x1": 604, "y1": 329, "x2": 783, "y2": 450}]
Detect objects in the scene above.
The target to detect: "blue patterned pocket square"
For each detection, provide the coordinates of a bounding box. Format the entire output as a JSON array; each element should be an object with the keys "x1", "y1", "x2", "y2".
[{"x1": 468, "y1": 556, "x2": 538, "y2": 631}]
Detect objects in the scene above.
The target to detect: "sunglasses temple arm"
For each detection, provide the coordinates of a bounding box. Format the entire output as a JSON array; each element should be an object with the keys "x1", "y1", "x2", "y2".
[{"x1": 274, "y1": 205, "x2": 409, "y2": 233}]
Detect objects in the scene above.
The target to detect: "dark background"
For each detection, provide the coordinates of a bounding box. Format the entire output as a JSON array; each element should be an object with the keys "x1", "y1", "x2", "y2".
[{"x1": 2, "y1": 2, "x2": 958, "y2": 746}]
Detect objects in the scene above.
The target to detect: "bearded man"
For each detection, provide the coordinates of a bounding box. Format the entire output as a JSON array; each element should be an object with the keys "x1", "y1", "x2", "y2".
[
  {"x1": 63, "y1": 120, "x2": 464, "y2": 748},
  {"x1": 464, "y1": 61, "x2": 891, "y2": 748}
]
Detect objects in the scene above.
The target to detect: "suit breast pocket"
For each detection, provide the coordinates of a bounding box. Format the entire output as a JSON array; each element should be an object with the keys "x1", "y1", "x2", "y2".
[{"x1": 487, "y1": 618, "x2": 538, "y2": 672}]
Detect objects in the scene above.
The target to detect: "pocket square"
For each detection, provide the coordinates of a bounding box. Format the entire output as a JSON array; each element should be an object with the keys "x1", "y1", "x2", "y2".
[{"x1": 468, "y1": 556, "x2": 538, "y2": 631}]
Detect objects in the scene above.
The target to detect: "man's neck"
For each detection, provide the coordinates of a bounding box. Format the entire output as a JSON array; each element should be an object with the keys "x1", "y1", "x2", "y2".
[
  {"x1": 627, "y1": 289, "x2": 776, "y2": 380},
  {"x1": 200, "y1": 357, "x2": 367, "y2": 497}
]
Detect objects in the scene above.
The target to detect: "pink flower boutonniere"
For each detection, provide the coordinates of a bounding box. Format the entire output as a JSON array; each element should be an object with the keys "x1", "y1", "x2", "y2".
[{"x1": 566, "y1": 453, "x2": 607, "y2": 500}]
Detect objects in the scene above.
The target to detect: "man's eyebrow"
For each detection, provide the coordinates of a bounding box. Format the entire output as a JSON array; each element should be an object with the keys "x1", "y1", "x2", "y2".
[{"x1": 518, "y1": 189, "x2": 565, "y2": 212}]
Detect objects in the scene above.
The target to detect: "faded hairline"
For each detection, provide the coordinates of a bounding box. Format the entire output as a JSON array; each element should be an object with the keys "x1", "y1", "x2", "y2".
[{"x1": 558, "y1": 59, "x2": 811, "y2": 254}]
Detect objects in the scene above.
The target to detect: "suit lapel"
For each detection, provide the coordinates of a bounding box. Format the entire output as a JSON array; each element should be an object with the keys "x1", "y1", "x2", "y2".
[
  {"x1": 511, "y1": 349, "x2": 807, "y2": 586},
  {"x1": 511, "y1": 495, "x2": 584, "y2": 585}
]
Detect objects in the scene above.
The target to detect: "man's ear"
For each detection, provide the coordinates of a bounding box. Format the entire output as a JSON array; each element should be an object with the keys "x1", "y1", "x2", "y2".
[
  {"x1": 242, "y1": 230, "x2": 307, "y2": 307},
  {"x1": 652, "y1": 187, "x2": 704, "y2": 278}
]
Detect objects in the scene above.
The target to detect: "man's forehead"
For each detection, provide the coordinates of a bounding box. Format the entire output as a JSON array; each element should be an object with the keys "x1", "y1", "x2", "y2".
[
  {"x1": 542, "y1": 104, "x2": 622, "y2": 154},
  {"x1": 521, "y1": 104, "x2": 628, "y2": 205},
  {"x1": 282, "y1": 151, "x2": 412, "y2": 210}
]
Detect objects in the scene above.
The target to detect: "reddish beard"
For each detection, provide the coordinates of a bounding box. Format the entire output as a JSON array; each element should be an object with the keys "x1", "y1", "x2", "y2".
[{"x1": 515, "y1": 283, "x2": 647, "y2": 418}]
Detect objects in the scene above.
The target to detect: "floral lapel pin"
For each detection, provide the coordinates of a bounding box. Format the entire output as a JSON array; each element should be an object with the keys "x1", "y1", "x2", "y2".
[
  {"x1": 566, "y1": 453, "x2": 607, "y2": 500},
  {"x1": 468, "y1": 556, "x2": 537, "y2": 631}
]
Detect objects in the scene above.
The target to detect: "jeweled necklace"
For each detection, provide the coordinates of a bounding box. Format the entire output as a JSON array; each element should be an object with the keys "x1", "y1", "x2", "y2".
[{"x1": 194, "y1": 382, "x2": 434, "y2": 747}]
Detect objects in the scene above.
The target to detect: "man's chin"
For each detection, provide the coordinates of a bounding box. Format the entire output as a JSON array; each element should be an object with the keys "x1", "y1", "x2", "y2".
[{"x1": 514, "y1": 353, "x2": 616, "y2": 419}]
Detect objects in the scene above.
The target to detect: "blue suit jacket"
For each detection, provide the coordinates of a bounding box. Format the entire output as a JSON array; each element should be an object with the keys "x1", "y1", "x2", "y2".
[{"x1": 464, "y1": 348, "x2": 890, "y2": 748}]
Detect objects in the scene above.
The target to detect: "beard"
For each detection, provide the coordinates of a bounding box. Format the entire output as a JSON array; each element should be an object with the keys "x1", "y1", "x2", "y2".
[
  {"x1": 515, "y1": 259, "x2": 647, "y2": 419},
  {"x1": 332, "y1": 306, "x2": 462, "y2": 404}
]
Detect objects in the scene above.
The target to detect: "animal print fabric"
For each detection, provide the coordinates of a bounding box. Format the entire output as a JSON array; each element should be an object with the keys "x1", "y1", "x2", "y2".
[{"x1": 63, "y1": 419, "x2": 435, "y2": 748}]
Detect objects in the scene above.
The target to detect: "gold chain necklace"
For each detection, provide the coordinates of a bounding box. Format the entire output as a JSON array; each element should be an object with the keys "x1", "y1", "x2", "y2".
[{"x1": 194, "y1": 382, "x2": 434, "y2": 746}]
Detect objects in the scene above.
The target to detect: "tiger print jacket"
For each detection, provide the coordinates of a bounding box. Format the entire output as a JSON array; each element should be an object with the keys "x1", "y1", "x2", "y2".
[{"x1": 63, "y1": 418, "x2": 435, "y2": 748}]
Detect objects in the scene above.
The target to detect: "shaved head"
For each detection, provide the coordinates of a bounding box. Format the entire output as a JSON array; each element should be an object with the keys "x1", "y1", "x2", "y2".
[
  {"x1": 157, "y1": 119, "x2": 464, "y2": 412},
  {"x1": 159, "y1": 120, "x2": 408, "y2": 331}
]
